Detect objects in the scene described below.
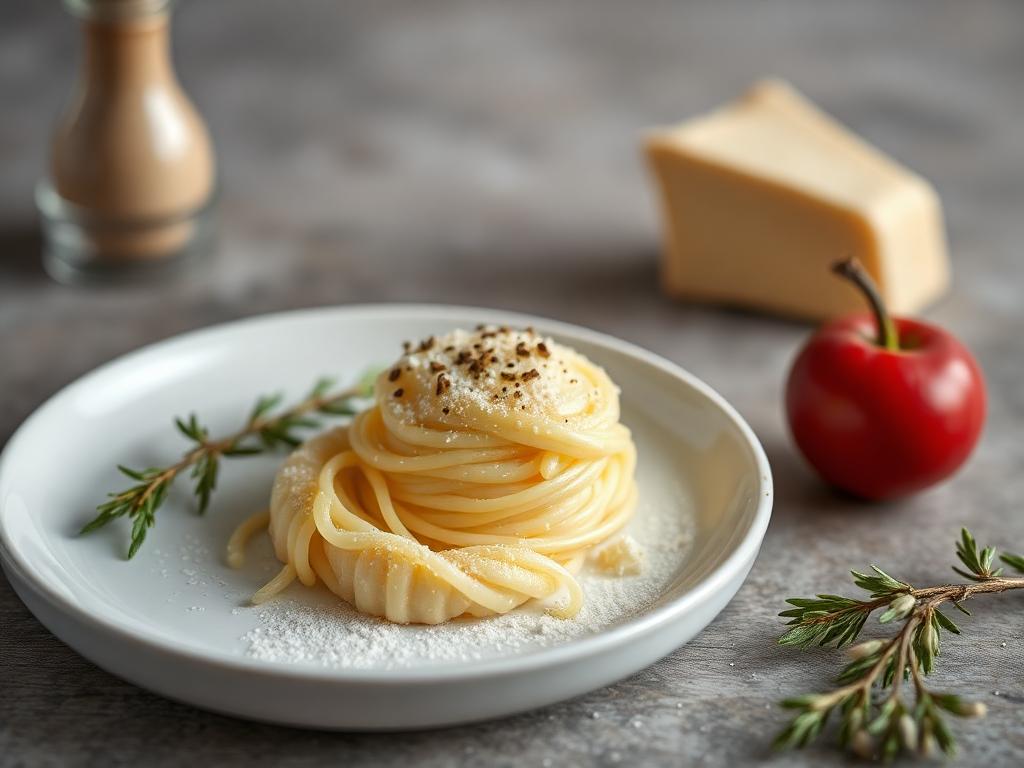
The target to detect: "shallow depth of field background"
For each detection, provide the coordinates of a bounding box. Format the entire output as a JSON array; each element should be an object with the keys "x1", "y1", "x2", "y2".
[{"x1": 2, "y1": 2, "x2": 1023, "y2": 766}]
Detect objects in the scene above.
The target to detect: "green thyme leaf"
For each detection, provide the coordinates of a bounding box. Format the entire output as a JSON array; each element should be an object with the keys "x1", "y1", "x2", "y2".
[
  {"x1": 1000, "y1": 552, "x2": 1024, "y2": 573},
  {"x1": 248, "y1": 393, "x2": 283, "y2": 425},
  {"x1": 932, "y1": 609, "x2": 960, "y2": 635}
]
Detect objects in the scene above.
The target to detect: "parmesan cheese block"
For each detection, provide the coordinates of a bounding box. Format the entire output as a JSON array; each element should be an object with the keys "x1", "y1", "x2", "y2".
[{"x1": 644, "y1": 80, "x2": 950, "y2": 321}]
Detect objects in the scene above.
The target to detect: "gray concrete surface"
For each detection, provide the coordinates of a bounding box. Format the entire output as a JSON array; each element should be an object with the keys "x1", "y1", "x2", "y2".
[{"x1": 1, "y1": 1, "x2": 1022, "y2": 765}]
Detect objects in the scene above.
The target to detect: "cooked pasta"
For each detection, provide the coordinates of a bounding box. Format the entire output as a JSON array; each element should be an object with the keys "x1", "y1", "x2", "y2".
[{"x1": 232, "y1": 326, "x2": 638, "y2": 624}]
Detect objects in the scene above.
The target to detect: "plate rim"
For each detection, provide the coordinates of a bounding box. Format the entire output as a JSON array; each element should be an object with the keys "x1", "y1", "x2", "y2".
[{"x1": 0, "y1": 302, "x2": 773, "y2": 684}]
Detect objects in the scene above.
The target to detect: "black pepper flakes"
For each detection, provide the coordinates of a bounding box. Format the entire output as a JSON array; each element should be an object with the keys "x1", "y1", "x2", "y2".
[
  {"x1": 418, "y1": 336, "x2": 435, "y2": 352},
  {"x1": 515, "y1": 342, "x2": 530, "y2": 357},
  {"x1": 500, "y1": 371, "x2": 517, "y2": 381},
  {"x1": 393, "y1": 388, "x2": 405, "y2": 398},
  {"x1": 514, "y1": 390, "x2": 523, "y2": 399},
  {"x1": 442, "y1": 407, "x2": 450, "y2": 415},
  {"x1": 436, "y1": 373, "x2": 451, "y2": 396},
  {"x1": 388, "y1": 368, "x2": 402, "y2": 382},
  {"x1": 429, "y1": 361, "x2": 447, "y2": 373},
  {"x1": 537, "y1": 342, "x2": 550, "y2": 358},
  {"x1": 521, "y1": 369, "x2": 540, "y2": 382}
]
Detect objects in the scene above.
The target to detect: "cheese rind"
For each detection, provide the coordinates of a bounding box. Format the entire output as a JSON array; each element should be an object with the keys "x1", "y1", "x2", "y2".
[{"x1": 645, "y1": 80, "x2": 949, "y2": 321}]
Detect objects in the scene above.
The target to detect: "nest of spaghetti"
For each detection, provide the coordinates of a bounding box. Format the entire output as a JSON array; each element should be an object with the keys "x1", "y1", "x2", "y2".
[{"x1": 255, "y1": 326, "x2": 638, "y2": 625}]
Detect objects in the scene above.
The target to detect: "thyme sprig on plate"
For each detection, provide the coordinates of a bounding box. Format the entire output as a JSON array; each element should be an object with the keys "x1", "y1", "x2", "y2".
[
  {"x1": 81, "y1": 371, "x2": 378, "y2": 558},
  {"x1": 776, "y1": 529, "x2": 1024, "y2": 760}
]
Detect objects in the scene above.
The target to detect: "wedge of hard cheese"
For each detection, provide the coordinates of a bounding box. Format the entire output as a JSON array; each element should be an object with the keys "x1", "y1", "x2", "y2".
[{"x1": 645, "y1": 80, "x2": 949, "y2": 320}]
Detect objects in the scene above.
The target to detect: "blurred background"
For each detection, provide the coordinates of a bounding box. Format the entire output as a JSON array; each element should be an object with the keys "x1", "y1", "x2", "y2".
[
  {"x1": 2, "y1": 1, "x2": 1023, "y2": 766},
  {"x1": 3, "y1": 2, "x2": 1022, "y2": 388}
]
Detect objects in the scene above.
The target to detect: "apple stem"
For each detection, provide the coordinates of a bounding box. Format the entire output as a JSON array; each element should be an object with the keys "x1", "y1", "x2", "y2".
[{"x1": 832, "y1": 258, "x2": 899, "y2": 351}]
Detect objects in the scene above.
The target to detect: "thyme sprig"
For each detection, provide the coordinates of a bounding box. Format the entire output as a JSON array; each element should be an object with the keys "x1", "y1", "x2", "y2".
[
  {"x1": 81, "y1": 371, "x2": 378, "y2": 558},
  {"x1": 776, "y1": 529, "x2": 1024, "y2": 760}
]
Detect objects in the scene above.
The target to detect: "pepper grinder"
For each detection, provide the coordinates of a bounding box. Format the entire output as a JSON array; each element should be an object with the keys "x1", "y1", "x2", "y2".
[{"x1": 37, "y1": 0, "x2": 216, "y2": 283}]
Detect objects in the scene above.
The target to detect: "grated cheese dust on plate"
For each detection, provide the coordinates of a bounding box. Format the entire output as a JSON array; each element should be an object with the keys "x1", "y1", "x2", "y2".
[{"x1": 240, "y1": 494, "x2": 693, "y2": 669}]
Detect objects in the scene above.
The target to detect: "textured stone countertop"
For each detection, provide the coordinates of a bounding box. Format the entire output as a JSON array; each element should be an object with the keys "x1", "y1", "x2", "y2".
[{"x1": 2, "y1": 1, "x2": 1022, "y2": 765}]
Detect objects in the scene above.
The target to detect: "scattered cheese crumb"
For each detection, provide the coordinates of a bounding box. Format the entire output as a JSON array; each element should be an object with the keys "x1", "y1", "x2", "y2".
[{"x1": 592, "y1": 535, "x2": 645, "y2": 576}]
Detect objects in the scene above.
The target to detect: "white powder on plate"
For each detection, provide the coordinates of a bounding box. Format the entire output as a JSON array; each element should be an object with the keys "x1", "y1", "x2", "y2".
[{"x1": 239, "y1": 499, "x2": 693, "y2": 668}]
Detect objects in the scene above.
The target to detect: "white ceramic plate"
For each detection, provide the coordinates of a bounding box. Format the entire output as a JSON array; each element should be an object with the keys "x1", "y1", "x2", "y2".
[{"x1": 0, "y1": 305, "x2": 771, "y2": 729}]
